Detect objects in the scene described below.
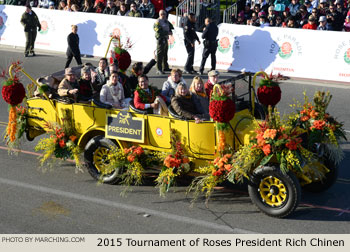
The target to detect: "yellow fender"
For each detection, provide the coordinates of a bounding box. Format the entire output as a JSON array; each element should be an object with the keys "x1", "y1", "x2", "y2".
[{"x1": 77, "y1": 126, "x2": 125, "y2": 150}]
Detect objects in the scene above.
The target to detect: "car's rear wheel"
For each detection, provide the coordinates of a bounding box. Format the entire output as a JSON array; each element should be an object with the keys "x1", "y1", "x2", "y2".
[
  {"x1": 303, "y1": 157, "x2": 338, "y2": 193},
  {"x1": 84, "y1": 135, "x2": 124, "y2": 184}
]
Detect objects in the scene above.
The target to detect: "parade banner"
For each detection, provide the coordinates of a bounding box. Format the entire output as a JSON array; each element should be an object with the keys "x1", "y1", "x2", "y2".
[{"x1": 0, "y1": 5, "x2": 350, "y2": 82}]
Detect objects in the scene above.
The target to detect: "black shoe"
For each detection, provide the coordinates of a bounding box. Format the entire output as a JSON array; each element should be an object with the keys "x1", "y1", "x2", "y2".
[
  {"x1": 199, "y1": 71, "x2": 203, "y2": 75},
  {"x1": 25, "y1": 53, "x2": 29, "y2": 57},
  {"x1": 32, "y1": 52, "x2": 36, "y2": 56},
  {"x1": 191, "y1": 70, "x2": 198, "y2": 74},
  {"x1": 163, "y1": 68, "x2": 172, "y2": 72}
]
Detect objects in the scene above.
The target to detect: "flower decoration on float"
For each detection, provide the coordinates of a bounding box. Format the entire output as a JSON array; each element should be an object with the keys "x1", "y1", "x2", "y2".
[
  {"x1": 1, "y1": 61, "x2": 26, "y2": 146},
  {"x1": 109, "y1": 35, "x2": 133, "y2": 72},
  {"x1": 156, "y1": 129, "x2": 191, "y2": 196},
  {"x1": 208, "y1": 84, "x2": 235, "y2": 154},
  {"x1": 34, "y1": 109, "x2": 82, "y2": 172},
  {"x1": 288, "y1": 91, "x2": 347, "y2": 164},
  {"x1": 105, "y1": 145, "x2": 163, "y2": 196},
  {"x1": 254, "y1": 71, "x2": 282, "y2": 109}
]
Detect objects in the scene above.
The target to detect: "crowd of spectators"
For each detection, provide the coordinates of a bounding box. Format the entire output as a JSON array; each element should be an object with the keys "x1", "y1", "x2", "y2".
[
  {"x1": 3, "y1": 0, "x2": 182, "y2": 19},
  {"x1": 234, "y1": 0, "x2": 350, "y2": 31}
]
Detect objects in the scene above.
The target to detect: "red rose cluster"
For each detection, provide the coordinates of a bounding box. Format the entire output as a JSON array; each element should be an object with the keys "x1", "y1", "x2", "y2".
[
  {"x1": 2, "y1": 78, "x2": 26, "y2": 106},
  {"x1": 257, "y1": 85, "x2": 281, "y2": 106},
  {"x1": 209, "y1": 98, "x2": 236, "y2": 123},
  {"x1": 111, "y1": 48, "x2": 131, "y2": 72}
]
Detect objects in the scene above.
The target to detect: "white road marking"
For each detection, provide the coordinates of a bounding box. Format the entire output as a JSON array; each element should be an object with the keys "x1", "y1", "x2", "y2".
[{"x1": 0, "y1": 177, "x2": 256, "y2": 234}]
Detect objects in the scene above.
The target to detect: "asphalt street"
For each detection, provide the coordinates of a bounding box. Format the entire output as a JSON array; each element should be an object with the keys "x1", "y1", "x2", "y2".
[{"x1": 0, "y1": 47, "x2": 349, "y2": 234}]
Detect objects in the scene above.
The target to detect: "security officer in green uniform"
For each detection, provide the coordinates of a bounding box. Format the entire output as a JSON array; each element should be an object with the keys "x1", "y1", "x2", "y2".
[
  {"x1": 153, "y1": 10, "x2": 174, "y2": 75},
  {"x1": 20, "y1": 5, "x2": 41, "y2": 57}
]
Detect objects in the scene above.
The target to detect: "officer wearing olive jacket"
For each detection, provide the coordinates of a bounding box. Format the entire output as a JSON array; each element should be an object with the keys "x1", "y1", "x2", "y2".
[{"x1": 20, "y1": 5, "x2": 41, "y2": 57}]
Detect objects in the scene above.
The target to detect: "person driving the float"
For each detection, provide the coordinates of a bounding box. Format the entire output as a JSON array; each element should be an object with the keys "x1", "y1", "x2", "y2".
[
  {"x1": 204, "y1": 70, "x2": 220, "y2": 98},
  {"x1": 57, "y1": 67, "x2": 79, "y2": 102}
]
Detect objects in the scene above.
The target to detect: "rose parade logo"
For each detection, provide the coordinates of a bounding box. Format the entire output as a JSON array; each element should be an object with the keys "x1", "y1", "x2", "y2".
[
  {"x1": 39, "y1": 21, "x2": 49, "y2": 35},
  {"x1": 344, "y1": 48, "x2": 350, "y2": 65},
  {"x1": 278, "y1": 42, "x2": 293, "y2": 59},
  {"x1": 112, "y1": 28, "x2": 122, "y2": 39},
  {"x1": 218, "y1": 37, "x2": 231, "y2": 54},
  {"x1": 168, "y1": 35, "x2": 175, "y2": 49}
]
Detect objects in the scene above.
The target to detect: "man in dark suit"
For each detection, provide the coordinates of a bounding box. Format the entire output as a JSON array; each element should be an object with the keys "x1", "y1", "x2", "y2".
[
  {"x1": 65, "y1": 25, "x2": 82, "y2": 69},
  {"x1": 183, "y1": 13, "x2": 200, "y2": 74},
  {"x1": 199, "y1": 18, "x2": 218, "y2": 75}
]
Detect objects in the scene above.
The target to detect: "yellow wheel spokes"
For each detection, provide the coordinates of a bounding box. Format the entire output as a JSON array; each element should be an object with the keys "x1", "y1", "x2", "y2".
[
  {"x1": 259, "y1": 176, "x2": 287, "y2": 207},
  {"x1": 93, "y1": 147, "x2": 111, "y2": 173}
]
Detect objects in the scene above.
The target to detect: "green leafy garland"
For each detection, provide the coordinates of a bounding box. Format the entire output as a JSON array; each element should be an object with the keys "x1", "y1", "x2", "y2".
[{"x1": 135, "y1": 85, "x2": 160, "y2": 103}]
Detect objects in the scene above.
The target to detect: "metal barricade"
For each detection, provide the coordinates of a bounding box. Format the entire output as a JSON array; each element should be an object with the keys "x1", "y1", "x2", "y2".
[
  {"x1": 176, "y1": 0, "x2": 220, "y2": 31},
  {"x1": 223, "y1": 3, "x2": 238, "y2": 24}
]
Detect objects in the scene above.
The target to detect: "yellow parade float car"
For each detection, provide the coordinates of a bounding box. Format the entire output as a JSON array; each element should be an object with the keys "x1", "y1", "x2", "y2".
[{"x1": 2, "y1": 62, "x2": 346, "y2": 219}]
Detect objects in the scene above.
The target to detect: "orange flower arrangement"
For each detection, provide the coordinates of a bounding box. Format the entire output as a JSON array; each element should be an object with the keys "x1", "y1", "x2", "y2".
[
  {"x1": 156, "y1": 129, "x2": 191, "y2": 196},
  {"x1": 289, "y1": 91, "x2": 347, "y2": 151}
]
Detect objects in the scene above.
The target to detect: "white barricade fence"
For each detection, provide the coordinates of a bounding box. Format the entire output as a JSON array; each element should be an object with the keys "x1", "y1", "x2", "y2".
[{"x1": 0, "y1": 5, "x2": 350, "y2": 82}]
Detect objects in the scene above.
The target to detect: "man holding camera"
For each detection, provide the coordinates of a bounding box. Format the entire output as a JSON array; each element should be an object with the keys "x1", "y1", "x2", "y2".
[{"x1": 20, "y1": 4, "x2": 41, "y2": 57}]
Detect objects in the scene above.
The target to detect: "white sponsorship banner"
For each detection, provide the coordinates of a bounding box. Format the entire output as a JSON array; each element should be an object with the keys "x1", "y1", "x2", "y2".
[{"x1": 1, "y1": 5, "x2": 350, "y2": 82}]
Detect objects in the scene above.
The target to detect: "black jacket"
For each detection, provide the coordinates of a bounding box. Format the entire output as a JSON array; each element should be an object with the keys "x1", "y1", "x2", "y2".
[
  {"x1": 202, "y1": 22, "x2": 218, "y2": 42},
  {"x1": 66, "y1": 32, "x2": 80, "y2": 57},
  {"x1": 183, "y1": 18, "x2": 199, "y2": 44}
]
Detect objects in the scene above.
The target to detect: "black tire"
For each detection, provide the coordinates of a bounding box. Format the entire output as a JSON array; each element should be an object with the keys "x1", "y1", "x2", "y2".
[
  {"x1": 248, "y1": 166, "x2": 301, "y2": 218},
  {"x1": 84, "y1": 135, "x2": 123, "y2": 184},
  {"x1": 303, "y1": 157, "x2": 338, "y2": 193},
  {"x1": 237, "y1": 101, "x2": 266, "y2": 120}
]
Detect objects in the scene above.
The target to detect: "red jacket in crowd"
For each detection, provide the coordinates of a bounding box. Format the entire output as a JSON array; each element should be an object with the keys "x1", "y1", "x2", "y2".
[
  {"x1": 302, "y1": 23, "x2": 317, "y2": 30},
  {"x1": 151, "y1": 0, "x2": 164, "y2": 15}
]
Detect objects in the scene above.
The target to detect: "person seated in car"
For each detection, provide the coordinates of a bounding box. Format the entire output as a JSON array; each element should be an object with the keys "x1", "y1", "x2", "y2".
[
  {"x1": 189, "y1": 76, "x2": 209, "y2": 118},
  {"x1": 100, "y1": 71, "x2": 130, "y2": 109},
  {"x1": 109, "y1": 61, "x2": 132, "y2": 99},
  {"x1": 78, "y1": 66, "x2": 95, "y2": 103},
  {"x1": 57, "y1": 67, "x2": 79, "y2": 102},
  {"x1": 204, "y1": 70, "x2": 219, "y2": 98},
  {"x1": 91, "y1": 57, "x2": 109, "y2": 93},
  {"x1": 161, "y1": 69, "x2": 186, "y2": 104},
  {"x1": 171, "y1": 83, "x2": 206, "y2": 123},
  {"x1": 134, "y1": 74, "x2": 167, "y2": 115}
]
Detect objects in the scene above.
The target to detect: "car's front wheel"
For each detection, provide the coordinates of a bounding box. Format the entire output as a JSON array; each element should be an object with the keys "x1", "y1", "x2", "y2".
[{"x1": 84, "y1": 135, "x2": 124, "y2": 184}]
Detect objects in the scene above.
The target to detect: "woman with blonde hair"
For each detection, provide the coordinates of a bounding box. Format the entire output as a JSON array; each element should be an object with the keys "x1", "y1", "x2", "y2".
[
  {"x1": 189, "y1": 76, "x2": 209, "y2": 118},
  {"x1": 171, "y1": 83, "x2": 205, "y2": 123}
]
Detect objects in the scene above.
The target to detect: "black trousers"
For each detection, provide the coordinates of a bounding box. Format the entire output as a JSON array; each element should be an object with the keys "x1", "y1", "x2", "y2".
[
  {"x1": 199, "y1": 43, "x2": 217, "y2": 73},
  {"x1": 65, "y1": 52, "x2": 82, "y2": 69},
  {"x1": 184, "y1": 41, "x2": 195, "y2": 71}
]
